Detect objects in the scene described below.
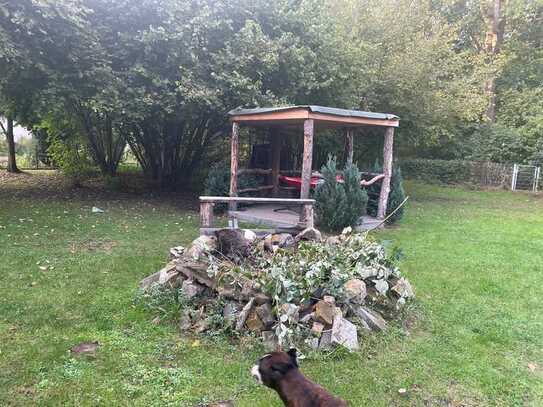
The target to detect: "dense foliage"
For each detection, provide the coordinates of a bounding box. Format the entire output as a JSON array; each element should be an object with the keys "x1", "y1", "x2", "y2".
[
  {"x1": 1, "y1": 0, "x2": 542, "y2": 178},
  {"x1": 314, "y1": 156, "x2": 368, "y2": 232},
  {"x1": 203, "y1": 165, "x2": 263, "y2": 212},
  {"x1": 207, "y1": 230, "x2": 406, "y2": 347}
]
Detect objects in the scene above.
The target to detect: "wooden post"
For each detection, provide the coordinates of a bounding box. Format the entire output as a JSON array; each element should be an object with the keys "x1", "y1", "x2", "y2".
[
  {"x1": 301, "y1": 204, "x2": 314, "y2": 229},
  {"x1": 377, "y1": 127, "x2": 394, "y2": 220},
  {"x1": 300, "y1": 119, "x2": 314, "y2": 200},
  {"x1": 200, "y1": 202, "x2": 214, "y2": 228},
  {"x1": 271, "y1": 129, "x2": 281, "y2": 197},
  {"x1": 345, "y1": 128, "x2": 354, "y2": 165},
  {"x1": 511, "y1": 163, "x2": 518, "y2": 191},
  {"x1": 229, "y1": 122, "x2": 239, "y2": 211}
]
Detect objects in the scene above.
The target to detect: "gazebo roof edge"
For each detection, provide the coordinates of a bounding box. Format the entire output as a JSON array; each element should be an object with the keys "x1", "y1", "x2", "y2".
[{"x1": 228, "y1": 105, "x2": 399, "y2": 121}]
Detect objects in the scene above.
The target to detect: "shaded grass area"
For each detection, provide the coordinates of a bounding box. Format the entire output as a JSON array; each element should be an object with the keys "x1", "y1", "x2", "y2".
[{"x1": 1, "y1": 173, "x2": 542, "y2": 406}]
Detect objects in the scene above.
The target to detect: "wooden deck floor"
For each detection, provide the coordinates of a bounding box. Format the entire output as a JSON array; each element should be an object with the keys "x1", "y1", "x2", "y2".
[{"x1": 229, "y1": 204, "x2": 381, "y2": 231}]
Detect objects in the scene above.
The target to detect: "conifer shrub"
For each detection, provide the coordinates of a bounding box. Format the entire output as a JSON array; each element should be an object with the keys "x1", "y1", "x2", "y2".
[{"x1": 314, "y1": 156, "x2": 368, "y2": 232}]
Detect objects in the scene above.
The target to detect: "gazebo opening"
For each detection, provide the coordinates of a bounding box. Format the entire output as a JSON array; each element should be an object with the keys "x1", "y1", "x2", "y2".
[{"x1": 200, "y1": 105, "x2": 399, "y2": 234}]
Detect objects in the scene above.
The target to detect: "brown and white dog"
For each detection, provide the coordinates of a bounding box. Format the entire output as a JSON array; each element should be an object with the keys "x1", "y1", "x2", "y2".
[{"x1": 251, "y1": 349, "x2": 347, "y2": 407}]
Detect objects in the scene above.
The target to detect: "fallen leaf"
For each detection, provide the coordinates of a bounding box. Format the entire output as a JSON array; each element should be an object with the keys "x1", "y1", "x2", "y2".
[
  {"x1": 528, "y1": 362, "x2": 538, "y2": 372},
  {"x1": 70, "y1": 341, "x2": 100, "y2": 354}
]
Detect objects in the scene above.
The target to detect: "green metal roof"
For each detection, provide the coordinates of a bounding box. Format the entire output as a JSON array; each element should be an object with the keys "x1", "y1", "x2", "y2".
[{"x1": 228, "y1": 105, "x2": 399, "y2": 121}]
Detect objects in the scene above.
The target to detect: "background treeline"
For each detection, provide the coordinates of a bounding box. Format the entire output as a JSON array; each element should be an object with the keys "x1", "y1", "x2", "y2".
[{"x1": 1, "y1": 0, "x2": 542, "y2": 184}]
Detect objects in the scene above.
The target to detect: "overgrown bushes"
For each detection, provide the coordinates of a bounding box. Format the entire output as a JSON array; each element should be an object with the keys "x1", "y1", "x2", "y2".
[
  {"x1": 314, "y1": 156, "x2": 368, "y2": 232},
  {"x1": 48, "y1": 134, "x2": 95, "y2": 187},
  {"x1": 204, "y1": 165, "x2": 264, "y2": 212},
  {"x1": 401, "y1": 159, "x2": 472, "y2": 184},
  {"x1": 401, "y1": 158, "x2": 511, "y2": 187}
]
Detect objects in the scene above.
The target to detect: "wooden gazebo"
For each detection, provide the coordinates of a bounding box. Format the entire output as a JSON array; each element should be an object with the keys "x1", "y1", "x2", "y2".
[{"x1": 199, "y1": 105, "x2": 399, "y2": 234}]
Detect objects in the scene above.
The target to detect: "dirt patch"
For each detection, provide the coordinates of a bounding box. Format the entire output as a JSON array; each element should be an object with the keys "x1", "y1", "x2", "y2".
[
  {"x1": 0, "y1": 169, "x2": 199, "y2": 210},
  {"x1": 69, "y1": 239, "x2": 118, "y2": 254}
]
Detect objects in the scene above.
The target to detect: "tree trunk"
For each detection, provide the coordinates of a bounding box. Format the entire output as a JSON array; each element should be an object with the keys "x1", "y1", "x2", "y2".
[
  {"x1": 482, "y1": 0, "x2": 505, "y2": 123},
  {"x1": 6, "y1": 116, "x2": 20, "y2": 173}
]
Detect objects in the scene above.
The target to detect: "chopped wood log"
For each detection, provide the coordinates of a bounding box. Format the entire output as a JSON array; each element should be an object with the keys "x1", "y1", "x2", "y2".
[
  {"x1": 176, "y1": 258, "x2": 271, "y2": 304},
  {"x1": 140, "y1": 261, "x2": 178, "y2": 289},
  {"x1": 236, "y1": 298, "x2": 255, "y2": 331},
  {"x1": 176, "y1": 261, "x2": 216, "y2": 289}
]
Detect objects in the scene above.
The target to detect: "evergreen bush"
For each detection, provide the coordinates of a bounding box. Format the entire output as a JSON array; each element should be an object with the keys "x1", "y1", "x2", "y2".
[{"x1": 314, "y1": 156, "x2": 367, "y2": 232}]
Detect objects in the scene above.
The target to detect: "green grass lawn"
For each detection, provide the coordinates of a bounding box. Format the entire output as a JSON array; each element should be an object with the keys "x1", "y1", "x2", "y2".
[{"x1": 1, "y1": 172, "x2": 542, "y2": 406}]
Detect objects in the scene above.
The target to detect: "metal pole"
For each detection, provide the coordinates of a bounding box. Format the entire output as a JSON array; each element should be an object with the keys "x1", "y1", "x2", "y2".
[{"x1": 511, "y1": 164, "x2": 518, "y2": 191}]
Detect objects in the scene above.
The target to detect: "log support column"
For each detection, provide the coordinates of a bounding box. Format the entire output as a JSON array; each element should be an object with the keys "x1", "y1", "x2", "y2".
[
  {"x1": 299, "y1": 119, "x2": 314, "y2": 226},
  {"x1": 271, "y1": 129, "x2": 281, "y2": 197},
  {"x1": 200, "y1": 202, "x2": 214, "y2": 228},
  {"x1": 229, "y1": 122, "x2": 240, "y2": 211},
  {"x1": 377, "y1": 126, "x2": 394, "y2": 220},
  {"x1": 300, "y1": 119, "x2": 314, "y2": 199},
  {"x1": 345, "y1": 128, "x2": 354, "y2": 165}
]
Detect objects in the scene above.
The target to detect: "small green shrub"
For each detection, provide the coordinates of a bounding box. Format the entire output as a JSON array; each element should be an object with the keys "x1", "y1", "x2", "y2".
[
  {"x1": 48, "y1": 134, "x2": 95, "y2": 187},
  {"x1": 314, "y1": 156, "x2": 367, "y2": 232}
]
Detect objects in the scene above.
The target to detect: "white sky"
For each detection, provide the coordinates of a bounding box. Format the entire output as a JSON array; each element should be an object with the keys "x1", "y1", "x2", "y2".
[{"x1": 0, "y1": 117, "x2": 32, "y2": 142}]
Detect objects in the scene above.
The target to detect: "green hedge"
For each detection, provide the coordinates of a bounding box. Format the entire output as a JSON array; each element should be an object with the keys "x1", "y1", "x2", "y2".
[{"x1": 401, "y1": 159, "x2": 473, "y2": 184}]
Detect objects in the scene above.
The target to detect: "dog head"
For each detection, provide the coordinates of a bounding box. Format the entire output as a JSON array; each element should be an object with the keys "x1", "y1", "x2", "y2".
[{"x1": 251, "y1": 349, "x2": 298, "y2": 388}]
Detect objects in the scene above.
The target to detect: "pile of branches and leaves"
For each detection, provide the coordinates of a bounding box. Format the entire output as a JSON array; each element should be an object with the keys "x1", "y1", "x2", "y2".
[{"x1": 137, "y1": 227, "x2": 415, "y2": 352}]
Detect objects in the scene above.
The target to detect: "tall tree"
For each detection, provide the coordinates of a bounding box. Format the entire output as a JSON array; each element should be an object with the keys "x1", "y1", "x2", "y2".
[
  {"x1": 482, "y1": 0, "x2": 506, "y2": 122},
  {"x1": 0, "y1": 115, "x2": 19, "y2": 172}
]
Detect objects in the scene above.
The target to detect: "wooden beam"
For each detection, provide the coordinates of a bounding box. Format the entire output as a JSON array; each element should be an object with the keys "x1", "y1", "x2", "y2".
[
  {"x1": 239, "y1": 168, "x2": 272, "y2": 175},
  {"x1": 345, "y1": 129, "x2": 354, "y2": 165},
  {"x1": 230, "y1": 108, "x2": 399, "y2": 128},
  {"x1": 360, "y1": 174, "x2": 385, "y2": 186},
  {"x1": 271, "y1": 130, "x2": 282, "y2": 197},
  {"x1": 200, "y1": 196, "x2": 315, "y2": 204},
  {"x1": 308, "y1": 112, "x2": 399, "y2": 128},
  {"x1": 237, "y1": 185, "x2": 274, "y2": 194},
  {"x1": 300, "y1": 119, "x2": 314, "y2": 199},
  {"x1": 230, "y1": 108, "x2": 309, "y2": 123},
  {"x1": 377, "y1": 127, "x2": 394, "y2": 219},
  {"x1": 229, "y1": 122, "x2": 240, "y2": 211}
]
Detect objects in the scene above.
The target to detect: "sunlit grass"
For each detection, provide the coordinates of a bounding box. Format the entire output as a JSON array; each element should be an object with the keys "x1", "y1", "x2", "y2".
[{"x1": 1, "y1": 175, "x2": 542, "y2": 406}]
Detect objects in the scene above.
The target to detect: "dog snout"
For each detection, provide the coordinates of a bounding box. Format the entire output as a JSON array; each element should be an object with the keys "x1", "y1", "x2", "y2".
[{"x1": 251, "y1": 364, "x2": 262, "y2": 384}]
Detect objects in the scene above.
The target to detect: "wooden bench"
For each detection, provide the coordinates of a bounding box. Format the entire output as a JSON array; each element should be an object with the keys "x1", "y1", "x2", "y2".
[{"x1": 199, "y1": 196, "x2": 315, "y2": 235}]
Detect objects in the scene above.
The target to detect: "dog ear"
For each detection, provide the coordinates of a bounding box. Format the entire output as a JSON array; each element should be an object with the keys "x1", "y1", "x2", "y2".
[{"x1": 287, "y1": 348, "x2": 298, "y2": 367}]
